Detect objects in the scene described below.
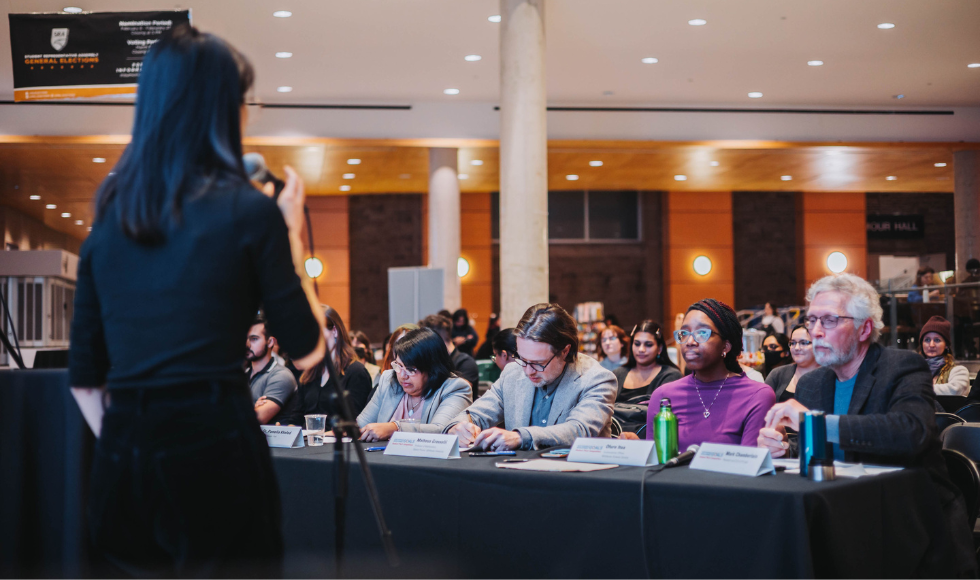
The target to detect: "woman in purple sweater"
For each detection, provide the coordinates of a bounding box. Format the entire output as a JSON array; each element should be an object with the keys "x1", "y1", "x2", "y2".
[{"x1": 648, "y1": 299, "x2": 775, "y2": 450}]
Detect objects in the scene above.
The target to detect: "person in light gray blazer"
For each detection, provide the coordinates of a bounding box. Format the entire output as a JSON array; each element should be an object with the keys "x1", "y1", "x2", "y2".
[
  {"x1": 446, "y1": 303, "x2": 618, "y2": 450},
  {"x1": 357, "y1": 328, "x2": 472, "y2": 441}
]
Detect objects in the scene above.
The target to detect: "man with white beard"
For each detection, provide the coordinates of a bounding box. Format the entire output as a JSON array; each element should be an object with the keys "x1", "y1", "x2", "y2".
[{"x1": 758, "y1": 274, "x2": 973, "y2": 577}]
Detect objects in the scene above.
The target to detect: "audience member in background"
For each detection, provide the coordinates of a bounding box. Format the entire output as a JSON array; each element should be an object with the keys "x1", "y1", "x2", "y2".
[
  {"x1": 953, "y1": 258, "x2": 980, "y2": 358},
  {"x1": 475, "y1": 313, "x2": 501, "y2": 360},
  {"x1": 765, "y1": 325, "x2": 818, "y2": 403},
  {"x1": 759, "y1": 274, "x2": 974, "y2": 576},
  {"x1": 290, "y1": 305, "x2": 373, "y2": 420},
  {"x1": 446, "y1": 303, "x2": 617, "y2": 450},
  {"x1": 761, "y1": 333, "x2": 792, "y2": 378},
  {"x1": 451, "y1": 308, "x2": 479, "y2": 356},
  {"x1": 354, "y1": 345, "x2": 381, "y2": 382},
  {"x1": 373, "y1": 323, "x2": 418, "y2": 389},
  {"x1": 351, "y1": 331, "x2": 377, "y2": 365},
  {"x1": 358, "y1": 328, "x2": 472, "y2": 440},
  {"x1": 605, "y1": 314, "x2": 620, "y2": 328},
  {"x1": 598, "y1": 325, "x2": 629, "y2": 370},
  {"x1": 623, "y1": 300, "x2": 774, "y2": 448},
  {"x1": 491, "y1": 328, "x2": 519, "y2": 371},
  {"x1": 420, "y1": 313, "x2": 480, "y2": 395},
  {"x1": 438, "y1": 309, "x2": 452, "y2": 320},
  {"x1": 247, "y1": 315, "x2": 302, "y2": 425},
  {"x1": 908, "y1": 267, "x2": 940, "y2": 304},
  {"x1": 612, "y1": 321, "x2": 681, "y2": 404},
  {"x1": 918, "y1": 315, "x2": 970, "y2": 396},
  {"x1": 759, "y1": 302, "x2": 785, "y2": 334}
]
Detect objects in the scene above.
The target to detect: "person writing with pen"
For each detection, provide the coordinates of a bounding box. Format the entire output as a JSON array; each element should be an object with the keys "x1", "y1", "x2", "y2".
[{"x1": 444, "y1": 303, "x2": 617, "y2": 451}]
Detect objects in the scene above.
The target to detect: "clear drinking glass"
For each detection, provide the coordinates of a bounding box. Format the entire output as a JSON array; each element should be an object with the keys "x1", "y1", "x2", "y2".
[{"x1": 304, "y1": 414, "x2": 328, "y2": 446}]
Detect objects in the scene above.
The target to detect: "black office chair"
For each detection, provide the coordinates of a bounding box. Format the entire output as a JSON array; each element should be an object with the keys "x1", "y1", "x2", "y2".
[
  {"x1": 939, "y1": 396, "x2": 971, "y2": 414},
  {"x1": 610, "y1": 416, "x2": 623, "y2": 437},
  {"x1": 635, "y1": 423, "x2": 647, "y2": 439},
  {"x1": 957, "y1": 403, "x2": 980, "y2": 423},
  {"x1": 937, "y1": 413, "x2": 967, "y2": 437},
  {"x1": 942, "y1": 448, "x2": 980, "y2": 532},
  {"x1": 943, "y1": 424, "x2": 980, "y2": 463}
]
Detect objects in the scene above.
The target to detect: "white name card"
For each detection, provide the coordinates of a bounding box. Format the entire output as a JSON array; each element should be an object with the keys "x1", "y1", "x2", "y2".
[
  {"x1": 689, "y1": 442, "x2": 774, "y2": 477},
  {"x1": 261, "y1": 425, "x2": 305, "y2": 449},
  {"x1": 384, "y1": 432, "x2": 460, "y2": 459},
  {"x1": 567, "y1": 437, "x2": 658, "y2": 467}
]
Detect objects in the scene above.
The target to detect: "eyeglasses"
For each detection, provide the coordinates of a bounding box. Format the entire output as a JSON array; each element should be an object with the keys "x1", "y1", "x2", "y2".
[
  {"x1": 762, "y1": 344, "x2": 783, "y2": 352},
  {"x1": 673, "y1": 329, "x2": 716, "y2": 344},
  {"x1": 391, "y1": 361, "x2": 419, "y2": 377},
  {"x1": 803, "y1": 315, "x2": 856, "y2": 330},
  {"x1": 788, "y1": 340, "x2": 812, "y2": 348},
  {"x1": 514, "y1": 352, "x2": 558, "y2": 372}
]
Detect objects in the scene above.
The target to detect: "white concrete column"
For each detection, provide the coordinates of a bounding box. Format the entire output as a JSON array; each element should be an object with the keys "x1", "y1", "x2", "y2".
[
  {"x1": 954, "y1": 150, "x2": 980, "y2": 279},
  {"x1": 499, "y1": 0, "x2": 548, "y2": 327},
  {"x1": 428, "y1": 147, "x2": 462, "y2": 312}
]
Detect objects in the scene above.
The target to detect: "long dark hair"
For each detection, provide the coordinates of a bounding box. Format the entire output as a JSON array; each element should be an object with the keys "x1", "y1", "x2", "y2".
[
  {"x1": 392, "y1": 328, "x2": 455, "y2": 398},
  {"x1": 95, "y1": 25, "x2": 254, "y2": 244},
  {"x1": 625, "y1": 320, "x2": 677, "y2": 369},
  {"x1": 687, "y1": 299, "x2": 744, "y2": 374},
  {"x1": 301, "y1": 305, "x2": 356, "y2": 384},
  {"x1": 492, "y1": 328, "x2": 518, "y2": 356}
]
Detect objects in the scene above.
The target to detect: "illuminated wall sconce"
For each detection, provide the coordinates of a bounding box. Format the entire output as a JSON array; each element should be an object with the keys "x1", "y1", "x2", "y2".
[
  {"x1": 693, "y1": 255, "x2": 712, "y2": 276},
  {"x1": 826, "y1": 251, "x2": 848, "y2": 274},
  {"x1": 457, "y1": 257, "x2": 470, "y2": 278},
  {"x1": 304, "y1": 257, "x2": 324, "y2": 279}
]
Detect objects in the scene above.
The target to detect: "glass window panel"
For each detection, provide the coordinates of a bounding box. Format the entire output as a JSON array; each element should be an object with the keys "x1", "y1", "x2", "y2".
[
  {"x1": 548, "y1": 191, "x2": 585, "y2": 239},
  {"x1": 588, "y1": 191, "x2": 639, "y2": 240}
]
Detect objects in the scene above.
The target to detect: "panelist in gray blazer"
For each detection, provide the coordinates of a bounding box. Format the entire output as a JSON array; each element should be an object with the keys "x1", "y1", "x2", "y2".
[
  {"x1": 358, "y1": 328, "x2": 472, "y2": 441},
  {"x1": 446, "y1": 303, "x2": 617, "y2": 451}
]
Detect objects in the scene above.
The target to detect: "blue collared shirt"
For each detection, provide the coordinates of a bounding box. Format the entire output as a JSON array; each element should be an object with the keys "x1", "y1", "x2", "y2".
[
  {"x1": 517, "y1": 368, "x2": 566, "y2": 450},
  {"x1": 826, "y1": 374, "x2": 858, "y2": 461}
]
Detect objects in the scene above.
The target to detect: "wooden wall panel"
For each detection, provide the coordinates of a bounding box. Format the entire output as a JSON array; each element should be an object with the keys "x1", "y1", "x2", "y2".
[
  {"x1": 303, "y1": 197, "x2": 350, "y2": 324},
  {"x1": 801, "y1": 192, "x2": 867, "y2": 291},
  {"x1": 461, "y1": 192, "x2": 493, "y2": 342}
]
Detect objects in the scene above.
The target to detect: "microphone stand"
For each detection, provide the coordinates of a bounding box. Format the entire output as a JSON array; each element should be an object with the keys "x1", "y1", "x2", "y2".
[{"x1": 322, "y1": 351, "x2": 397, "y2": 577}]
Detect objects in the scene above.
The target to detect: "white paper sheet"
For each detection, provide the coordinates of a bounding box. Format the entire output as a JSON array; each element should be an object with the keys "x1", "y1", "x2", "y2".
[{"x1": 494, "y1": 459, "x2": 619, "y2": 472}]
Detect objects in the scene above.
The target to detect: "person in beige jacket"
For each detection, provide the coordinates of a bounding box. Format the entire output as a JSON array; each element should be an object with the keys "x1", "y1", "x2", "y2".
[{"x1": 918, "y1": 315, "x2": 971, "y2": 397}]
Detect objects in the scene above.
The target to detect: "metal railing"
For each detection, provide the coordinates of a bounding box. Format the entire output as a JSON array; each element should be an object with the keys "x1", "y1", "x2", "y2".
[{"x1": 877, "y1": 280, "x2": 980, "y2": 359}]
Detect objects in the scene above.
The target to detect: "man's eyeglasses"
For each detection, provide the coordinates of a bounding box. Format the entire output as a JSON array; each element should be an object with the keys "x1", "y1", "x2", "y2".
[
  {"x1": 789, "y1": 340, "x2": 812, "y2": 348},
  {"x1": 803, "y1": 315, "x2": 856, "y2": 330},
  {"x1": 513, "y1": 352, "x2": 557, "y2": 372},
  {"x1": 391, "y1": 361, "x2": 419, "y2": 377},
  {"x1": 673, "y1": 329, "x2": 716, "y2": 344}
]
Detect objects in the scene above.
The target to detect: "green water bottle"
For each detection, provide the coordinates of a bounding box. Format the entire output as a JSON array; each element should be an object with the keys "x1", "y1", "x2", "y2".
[{"x1": 653, "y1": 397, "x2": 679, "y2": 463}]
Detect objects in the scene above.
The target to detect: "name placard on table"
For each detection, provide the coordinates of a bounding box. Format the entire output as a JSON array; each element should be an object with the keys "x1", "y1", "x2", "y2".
[
  {"x1": 384, "y1": 432, "x2": 461, "y2": 459},
  {"x1": 261, "y1": 425, "x2": 305, "y2": 449},
  {"x1": 567, "y1": 437, "x2": 658, "y2": 467},
  {"x1": 689, "y1": 442, "x2": 774, "y2": 477}
]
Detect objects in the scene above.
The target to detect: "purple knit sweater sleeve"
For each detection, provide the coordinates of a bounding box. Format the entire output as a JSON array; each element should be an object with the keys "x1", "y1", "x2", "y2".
[{"x1": 740, "y1": 383, "x2": 776, "y2": 446}]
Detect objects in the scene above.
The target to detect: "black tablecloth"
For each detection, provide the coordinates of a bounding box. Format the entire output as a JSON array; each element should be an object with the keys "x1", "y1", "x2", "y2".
[{"x1": 273, "y1": 443, "x2": 953, "y2": 579}]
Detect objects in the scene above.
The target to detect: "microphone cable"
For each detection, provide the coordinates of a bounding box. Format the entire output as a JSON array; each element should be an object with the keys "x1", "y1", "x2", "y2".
[{"x1": 638, "y1": 463, "x2": 667, "y2": 579}]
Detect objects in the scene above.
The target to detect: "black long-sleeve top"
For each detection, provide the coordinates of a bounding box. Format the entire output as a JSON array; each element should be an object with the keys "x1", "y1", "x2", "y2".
[{"x1": 297, "y1": 361, "x2": 373, "y2": 419}]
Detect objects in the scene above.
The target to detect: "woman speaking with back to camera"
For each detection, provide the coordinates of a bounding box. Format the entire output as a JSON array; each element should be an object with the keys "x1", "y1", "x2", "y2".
[{"x1": 67, "y1": 26, "x2": 325, "y2": 577}]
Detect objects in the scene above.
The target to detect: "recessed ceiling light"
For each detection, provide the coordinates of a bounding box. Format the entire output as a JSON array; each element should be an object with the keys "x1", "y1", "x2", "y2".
[
  {"x1": 641, "y1": 57, "x2": 659, "y2": 64},
  {"x1": 886, "y1": 175, "x2": 898, "y2": 180},
  {"x1": 470, "y1": 160, "x2": 483, "y2": 166},
  {"x1": 710, "y1": 161, "x2": 720, "y2": 167},
  {"x1": 277, "y1": 86, "x2": 293, "y2": 93},
  {"x1": 464, "y1": 55, "x2": 482, "y2": 62},
  {"x1": 877, "y1": 23, "x2": 895, "y2": 29},
  {"x1": 92, "y1": 157, "x2": 106, "y2": 163},
  {"x1": 688, "y1": 19, "x2": 707, "y2": 26},
  {"x1": 488, "y1": 15, "x2": 501, "y2": 23},
  {"x1": 781, "y1": 175, "x2": 793, "y2": 181},
  {"x1": 339, "y1": 185, "x2": 351, "y2": 192},
  {"x1": 566, "y1": 175, "x2": 579, "y2": 181},
  {"x1": 343, "y1": 173, "x2": 355, "y2": 179},
  {"x1": 46, "y1": 204, "x2": 56, "y2": 209},
  {"x1": 748, "y1": 92, "x2": 763, "y2": 98},
  {"x1": 444, "y1": 88, "x2": 460, "y2": 95},
  {"x1": 275, "y1": 52, "x2": 293, "y2": 58},
  {"x1": 273, "y1": 10, "x2": 292, "y2": 18},
  {"x1": 347, "y1": 159, "x2": 361, "y2": 165},
  {"x1": 807, "y1": 60, "x2": 824, "y2": 66},
  {"x1": 589, "y1": 160, "x2": 603, "y2": 167},
  {"x1": 969, "y1": 63, "x2": 980, "y2": 69},
  {"x1": 63, "y1": 7, "x2": 83, "y2": 13},
  {"x1": 30, "y1": 195, "x2": 40, "y2": 200},
  {"x1": 674, "y1": 175, "x2": 688, "y2": 181},
  {"x1": 458, "y1": 174, "x2": 469, "y2": 180},
  {"x1": 61, "y1": 212, "x2": 71, "y2": 218},
  {"x1": 75, "y1": 220, "x2": 83, "y2": 225},
  {"x1": 935, "y1": 162, "x2": 947, "y2": 167}
]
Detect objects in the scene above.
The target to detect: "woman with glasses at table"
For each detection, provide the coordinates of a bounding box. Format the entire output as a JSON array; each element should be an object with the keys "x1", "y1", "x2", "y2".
[
  {"x1": 765, "y1": 325, "x2": 819, "y2": 403},
  {"x1": 622, "y1": 299, "x2": 775, "y2": 449},
  {"x1": 358, "y1": 327, "x2": 472, "y2": 441}
]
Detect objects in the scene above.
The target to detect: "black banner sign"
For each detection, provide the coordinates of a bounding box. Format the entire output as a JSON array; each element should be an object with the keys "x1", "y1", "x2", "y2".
[
  {"x1": 8, "y1": 10, "x2": 190, "y2": 101},
  {"x1": 867, "y1": 214, "x2": 925, "y2": 239}
]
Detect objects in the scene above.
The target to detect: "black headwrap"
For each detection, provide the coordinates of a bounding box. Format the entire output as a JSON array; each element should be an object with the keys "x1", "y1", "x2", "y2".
[{"x1": 687, "y1": 298, "x2": 743, "y2": 374}]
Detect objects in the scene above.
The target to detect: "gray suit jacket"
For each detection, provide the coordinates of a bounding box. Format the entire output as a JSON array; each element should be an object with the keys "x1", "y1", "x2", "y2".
[
  {"x1": 446, "y1": 353, "x2": 617, "y2": 449},
  {"x1": 356, "y1": 370, "x2": 472, "y2": 433}
]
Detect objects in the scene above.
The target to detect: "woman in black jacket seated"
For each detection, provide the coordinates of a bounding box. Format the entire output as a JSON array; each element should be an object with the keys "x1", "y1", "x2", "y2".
[
  {"x1": 764, "y1": 324, "x2": 818, "y2": 403},
  {"x1": 612, "y1": 320, "x2": 681, "y2": 403},
  {"x1": 294, "y1": 305, "x2": 373, "y2": 419}
]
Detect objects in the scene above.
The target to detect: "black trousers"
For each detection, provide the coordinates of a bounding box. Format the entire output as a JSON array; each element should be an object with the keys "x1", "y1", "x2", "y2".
[{"x1": 88, "y1": 380, "x2": 283, "y2": 578}]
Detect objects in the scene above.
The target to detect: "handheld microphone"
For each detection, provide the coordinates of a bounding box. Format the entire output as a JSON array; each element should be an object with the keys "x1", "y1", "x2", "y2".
[
  {"x1": 665, "y1": 444, "x2": 700, "y2": 468},
  {"x1": 243, "y1": 152, "x2": 286, "y2": 199}
]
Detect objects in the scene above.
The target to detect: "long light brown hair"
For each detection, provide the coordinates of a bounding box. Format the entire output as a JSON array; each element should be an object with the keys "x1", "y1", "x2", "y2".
[{"x1": 301, "y1": 305, "x2": 356, "y2": 384}]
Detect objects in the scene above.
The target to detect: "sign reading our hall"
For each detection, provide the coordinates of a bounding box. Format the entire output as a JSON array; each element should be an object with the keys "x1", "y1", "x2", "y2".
[{"x1": 867, "y1": 214, "x2": 925, "y2": 240}]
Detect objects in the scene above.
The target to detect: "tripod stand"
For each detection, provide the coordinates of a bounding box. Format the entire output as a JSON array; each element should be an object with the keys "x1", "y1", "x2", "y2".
[{"x1": 321, "y1": 353, "x2": 398, "y2": 577}]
